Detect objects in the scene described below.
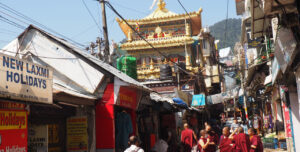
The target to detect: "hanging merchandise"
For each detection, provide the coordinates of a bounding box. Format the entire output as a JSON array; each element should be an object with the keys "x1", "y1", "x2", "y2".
[{"x1": 115, "y1": 111, "x2": 133, "y2": 150}]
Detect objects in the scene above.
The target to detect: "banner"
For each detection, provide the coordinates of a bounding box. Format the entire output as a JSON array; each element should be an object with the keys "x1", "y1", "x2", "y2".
[
  {"x1": 282, "y1": 102, "x2": 292, "y2": 138},
  {"x1": 67, "y1": 117, "x2": 88, "y2": 152},
  {"x1": 29, "y1": 125, "x2": 48, "y2": 152},
  {"x1": 0, "y1": 53, "x2": 53, "y2": 104},
  {"x1": 0, "y1": 110, "x2": 27, "y2": 152},
  {"x1": 118, "y1": 87, "x2": 137, "y2": 109},
  {"x1": 191, "y1": 94, "x2": 205, "y2": 107}
]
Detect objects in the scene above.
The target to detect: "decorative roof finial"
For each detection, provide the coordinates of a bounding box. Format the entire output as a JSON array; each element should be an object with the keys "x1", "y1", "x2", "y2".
[{"x1": 157, "y1": 0, "x2": 166, "y2": 10}]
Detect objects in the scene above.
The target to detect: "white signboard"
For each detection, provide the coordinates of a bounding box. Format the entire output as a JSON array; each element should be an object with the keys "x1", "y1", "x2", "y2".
[
  {"x1": 0, "y1": 53, "x2": 53, "y2": 104},
  {"x1": 29, "y1": 125, "x2": 48, "y2": 152}
]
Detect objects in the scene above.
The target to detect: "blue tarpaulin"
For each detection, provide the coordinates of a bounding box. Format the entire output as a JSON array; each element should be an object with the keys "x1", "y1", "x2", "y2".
[
  {"x1": 191, "y1": 94, "x2": 206, "y2": 106},
  {"x1": 172, "y1": 98, "x2": 188, "y2": 108}
]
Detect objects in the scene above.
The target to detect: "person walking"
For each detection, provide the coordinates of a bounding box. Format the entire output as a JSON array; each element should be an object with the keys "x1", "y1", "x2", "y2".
[
  {"x1": 124, "y1": 136, "x2": 144, "y2": 152},
  {"x1": 198, "y1": 130, "x2": 210, "y2": 152},
  {"x1": 181, "y1": 123, "x2": 197, "y2": 152},
  {"x1": 248, "y1": 128, "x2": 263, "y2": 152},
  {"x1": 205, "y1": 125, "x2": 219, "y2": 152},
  {"x1": 219, "y1": 127, "x2": 233, "y2": 152},
  {"x1": 231, "y1": 127, "x2": 251, "y2": 152}
]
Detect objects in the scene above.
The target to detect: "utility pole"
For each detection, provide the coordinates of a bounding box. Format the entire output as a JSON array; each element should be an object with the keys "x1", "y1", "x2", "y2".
[
  {"x1": 238, "y1": 46, "x2": 249, "y2": 123},
  {"x1": 99, "y1": 0, "x2": 110, "y2": 63}
]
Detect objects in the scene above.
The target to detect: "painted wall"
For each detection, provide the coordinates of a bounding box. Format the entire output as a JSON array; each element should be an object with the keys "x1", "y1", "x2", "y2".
[{"x1": 292, "y1": 68, "x2": 300, "y2": 151}]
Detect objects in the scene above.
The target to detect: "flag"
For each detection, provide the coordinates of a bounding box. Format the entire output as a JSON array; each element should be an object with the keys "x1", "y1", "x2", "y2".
[
  {"x1": 149, "y1": 0, "x2": 158, "y2": 10},
  {"x1": 135, "y1": 22, "x2": 140, "y2": 32}
]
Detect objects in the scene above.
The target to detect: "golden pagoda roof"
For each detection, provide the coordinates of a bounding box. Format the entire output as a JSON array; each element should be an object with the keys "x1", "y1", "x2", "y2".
[
  {"x1": 143, "y1": 0, "x2": 177, "y2": 19},
  {"x1": 116, "y1": 0, "x2": 202, "y2": 25},
  {"x1": 121, "y1": 36, "x2": 196, "y2": 50}
]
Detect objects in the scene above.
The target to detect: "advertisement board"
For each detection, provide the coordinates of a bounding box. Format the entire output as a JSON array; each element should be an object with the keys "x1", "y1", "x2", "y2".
[
  {"x1": 67, "y1": 117, "x2": 88, "y2": 152},
  {"x1": 0, "y1": 110, "x2": 27, "y2": 152},
  {"x1": 0, "y1": 53, "x2": 53, "y2": 104},
  {"x1": 282, "y1": 102, "x2": 292, "y2": 138},
  {"x1": 118, "y1": 87, "x2": 137, "y2": 110},
  {"x1": 29, "y1": 125, "x2": 48, "y2": 152}
]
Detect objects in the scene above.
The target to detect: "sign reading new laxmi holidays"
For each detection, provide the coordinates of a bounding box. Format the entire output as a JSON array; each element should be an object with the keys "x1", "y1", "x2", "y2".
[{"x1": 0, "y1": 53, "x2": 53, "y2": 104}]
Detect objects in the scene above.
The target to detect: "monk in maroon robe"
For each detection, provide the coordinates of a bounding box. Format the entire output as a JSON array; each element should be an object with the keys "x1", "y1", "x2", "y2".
[
  {"x1": 231, "y1": 127, "x2": 250, "y2": 152},
  {"x1": 205, "y1": 125, "x2": 219, "y2": 152},
  {"x1": 219, "y1": 127, "x2": 233, "y2": 152},
  {"x1": 248, "y1": 128, "x2": 263, "y2": 152},
  {"x1": 181, "y1": 123, "x2": 197, "y2": 152}
]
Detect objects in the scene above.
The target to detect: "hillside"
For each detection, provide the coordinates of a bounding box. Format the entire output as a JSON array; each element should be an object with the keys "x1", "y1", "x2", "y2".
[{"x1": 209, "y1": 18, "x2": 242, "y2": 49}]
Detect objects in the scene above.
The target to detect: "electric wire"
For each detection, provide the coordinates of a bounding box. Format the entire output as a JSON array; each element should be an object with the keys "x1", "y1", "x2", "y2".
[
  {"x1": 224, "y1": 0, "x2": 229, "y2": 49},
  {"x1": 0, "y1": 2, "x2": 86, "y2": 48},
  {"x1": 104, "y1": 1, "x2": 195, "y2": 77},
  {"x1": 109, "y1": 1, "x2": 148, "y2": 15},
  {"x1": 177, "y1": 0, "x2": 201, "y2": 30},
  {"x1": 0, "y1": 10, "x2": 30, "y2": 26},
  {"x1": 0, "y1": 15, "x2": 26, "y2": 29},
  {"x1": 81, "y1": 0, "x2": 103, "y2": 34}
]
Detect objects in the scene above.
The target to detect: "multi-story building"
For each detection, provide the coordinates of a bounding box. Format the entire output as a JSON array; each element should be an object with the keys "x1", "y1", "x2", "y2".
[{"x1": 116, "y1": 0, "x2": 221, "y2": 98}]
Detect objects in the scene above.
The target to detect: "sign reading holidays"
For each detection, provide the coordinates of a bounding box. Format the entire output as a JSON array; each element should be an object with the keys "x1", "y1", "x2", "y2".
[
  {"x1": 0, "y1": 53, "x2": 53, "y2": 104},
  {"x1": 0, "y1": 110, "x2": 28, "y2": 152},
  {"x1": 67, "y1": 117, "x2": 88, "y2": 152}
]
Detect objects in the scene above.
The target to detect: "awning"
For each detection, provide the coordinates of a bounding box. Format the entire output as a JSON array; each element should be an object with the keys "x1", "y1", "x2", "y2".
[
  {"x1": 246, "y1": 62, "x2": 267, "y2": 86},
  {"x1": 53, "y1": 84, "x2": 96, "y2": 106},
  {"x1": 150, "y1": 92, "x2": 174, "y2": 104},
  {"x1": 150, "y1": 92, "x2": 197, "y2": 111}
]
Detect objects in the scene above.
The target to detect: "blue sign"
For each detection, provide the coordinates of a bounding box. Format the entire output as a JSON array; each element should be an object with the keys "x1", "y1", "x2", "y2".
[{"x1": 191, "y1": 94, "x2": 205, "y2": 106}]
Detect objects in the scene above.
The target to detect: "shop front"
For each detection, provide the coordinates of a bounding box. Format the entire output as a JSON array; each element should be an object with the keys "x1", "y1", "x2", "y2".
[
  {"x1": 0, "y1": 101, "x2": 28, "y2": 152},
  {"x1": 0, "y1": 53, "x2": 53, "y2": 152},
  {"x1": 96, "y1": 82, "x2": 149, "y2": 152}
]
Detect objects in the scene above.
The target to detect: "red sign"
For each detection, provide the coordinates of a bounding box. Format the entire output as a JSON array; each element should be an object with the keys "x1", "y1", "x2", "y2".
[
  {"x1": 118, "y1": 87, "x2": 137, "y2": 109},
  {"x1": 282, "y1": 102, "x2": 292, "y2": 138},
  {"x1": 0, "y1": 110, "x2": 27, "y2": 152}
]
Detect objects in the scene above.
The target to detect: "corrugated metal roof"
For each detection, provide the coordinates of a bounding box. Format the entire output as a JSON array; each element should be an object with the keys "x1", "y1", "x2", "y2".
[{"x1": 22, "y1": 25, "x2": 152, "y2": 92}]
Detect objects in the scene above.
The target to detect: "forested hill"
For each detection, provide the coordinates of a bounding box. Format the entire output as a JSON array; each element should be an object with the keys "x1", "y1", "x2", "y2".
[{"x1": 209, "y1": 18, "x2": 242, "y2": 49}]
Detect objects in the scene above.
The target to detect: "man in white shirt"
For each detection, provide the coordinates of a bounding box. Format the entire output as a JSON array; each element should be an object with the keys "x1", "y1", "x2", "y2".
[
  {"x1": 124, "y1": 136, "x2": 144, "y2": 152},
  {"x1": 152, "y1": 131, "x2": 169, "y2": 152}
]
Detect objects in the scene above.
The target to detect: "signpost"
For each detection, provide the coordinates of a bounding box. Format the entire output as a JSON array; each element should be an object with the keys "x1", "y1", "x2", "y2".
[{"x1": 0, "y1": 53, "x2": 53, "y2": 104}]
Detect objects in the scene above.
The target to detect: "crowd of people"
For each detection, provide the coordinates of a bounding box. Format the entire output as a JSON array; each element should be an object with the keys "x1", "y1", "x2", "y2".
[
  {"x1": 179, "y1": 123, "x2": 263, "y2": 152},
  {"x1": 124, "y1": 121, "x2": 263, "y2": 152}
]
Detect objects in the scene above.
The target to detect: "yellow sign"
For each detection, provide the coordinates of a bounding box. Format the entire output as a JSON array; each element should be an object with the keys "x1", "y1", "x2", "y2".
[
  {"x1": 0, "y1": 110, "x2": 27, "y2": 130},
  {"x1": 0, "y1": 53, "x2": 53, "y2": 104},
  {"x1": 67, "y1": 116, "x2": 88, "y2": 152}
]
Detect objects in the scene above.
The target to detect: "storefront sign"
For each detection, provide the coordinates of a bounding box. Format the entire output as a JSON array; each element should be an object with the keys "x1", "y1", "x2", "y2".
[
  {"x1": 29, "y1": 125, "x2": 48, "y2": 152},
  {"x1": 282, "y1": 102, "x2": 292, "y2": 138},
  {"x1": 191, "y1": 94, "x2": 205, "y2": 106},
  {"x1": 274, "y1": 28, "x2": 297, "y2": 74},
  {"x1": 118, "y1": 87, "x2": 137, "y2": 109},
  {"x1": 0, "y1": 101, "x2": 25, "y2": 110},
  {"x1": 67, "y1": 116, "x2": 88, "y2": 152},
  {"x1": 0, "y1": 110, "x2": 27, "y2": 152},
  {"x1": 0, "y1": 53, "x2": 53, "y2": 104}
]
